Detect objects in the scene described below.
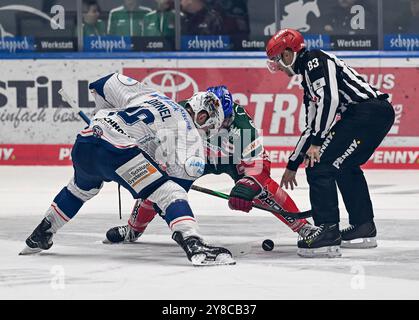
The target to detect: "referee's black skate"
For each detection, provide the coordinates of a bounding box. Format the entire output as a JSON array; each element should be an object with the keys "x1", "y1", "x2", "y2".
[
  {"x1": 341, "y1": 221, "x2": 377, "y2": 248},
  {"x1": 172, "y1": 231, "x2": 236, "y2": 266},
  {"x1": 103, "y1": 225, "x2": 142, "y2": 244},
  {"x1": 19, "y1": 218, "x2": 54, "y2": 255},
  {"x1": 297, "y1": 223, "x2": 342, "y2": 258}
]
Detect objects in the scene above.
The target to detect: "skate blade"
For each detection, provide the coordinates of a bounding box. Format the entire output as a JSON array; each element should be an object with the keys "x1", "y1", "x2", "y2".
[
  {"x1": 102, "y1": 238, "x2": 126, "y2": 244},
  {"x1": 102, "y1": 239, "x2": 117, "y2": 244},
  {"x1": 191, "y1": 253, "x2": 236, "y2": 266},
  {"x1": 102, "y1": 237, "x2": 140, "y2": 244},
  {"x1": 342, "y1": 237, "x2": 377, "y2": 249},
  {"x1": 19, "y1": 245, "x2": 43, "y2": 255},
  {"x1": 297, "y1": 245, "x2": 342, "y2": 258}
]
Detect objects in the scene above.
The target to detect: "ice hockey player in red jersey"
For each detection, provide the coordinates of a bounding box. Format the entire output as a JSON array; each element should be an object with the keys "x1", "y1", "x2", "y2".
[{"x1": 105, "y1": 85, "x2": 318, "y2": 245}]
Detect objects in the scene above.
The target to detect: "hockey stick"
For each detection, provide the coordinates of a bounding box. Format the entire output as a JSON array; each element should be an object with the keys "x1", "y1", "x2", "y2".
[
  {"x1": 58, "y1": 89, "x2": 91, "y2": 125},
  {"x1": 59, "y1": 89, "x2": 122, "y2": 218},
  {"x1": 60, "y1": 88, "x2": 311, "y2": 220},
  {"x1": 190, "y1": 185, "x2": 313, "y2": 219}
]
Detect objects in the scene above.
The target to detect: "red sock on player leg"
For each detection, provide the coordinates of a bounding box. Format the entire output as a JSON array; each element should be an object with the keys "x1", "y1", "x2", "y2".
[
  {"x1": 256, "y1": 179, "x2": 308, "y2": 232},
  {"x1": 128, "y1": 199, "x2": 157, "y2": 233}
]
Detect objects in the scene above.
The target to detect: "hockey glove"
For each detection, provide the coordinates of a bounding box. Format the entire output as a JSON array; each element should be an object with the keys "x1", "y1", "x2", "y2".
[{"x1": 228, "y1": 177, "x2": 262, "y2": 212}]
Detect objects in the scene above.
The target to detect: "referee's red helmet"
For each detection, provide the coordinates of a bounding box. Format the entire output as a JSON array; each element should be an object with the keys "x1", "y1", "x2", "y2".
[{"x1": 266, "y1": 28, "x2": 305, "y2": 60}]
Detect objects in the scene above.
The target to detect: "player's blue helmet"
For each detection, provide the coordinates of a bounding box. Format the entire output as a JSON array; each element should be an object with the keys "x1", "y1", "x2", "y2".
[{"x1": 206, "y1": 85, "x2": 233, "y2": 118}]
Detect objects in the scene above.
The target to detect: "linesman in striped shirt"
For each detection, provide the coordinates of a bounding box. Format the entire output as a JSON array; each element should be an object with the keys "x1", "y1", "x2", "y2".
[{"x1": 266, "y1": 29, "x2": 395, "y2": 258}]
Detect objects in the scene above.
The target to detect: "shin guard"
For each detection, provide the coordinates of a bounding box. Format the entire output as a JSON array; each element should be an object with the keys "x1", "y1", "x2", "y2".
[
  {"x1": 255, "y1": 179, "x2": 308, "y2": 232},
  {"x1": 128, "y1": 199, "x2": 158, "y2": 233}
]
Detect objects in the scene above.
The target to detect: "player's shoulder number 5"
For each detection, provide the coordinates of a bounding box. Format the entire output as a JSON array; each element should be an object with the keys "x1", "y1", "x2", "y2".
[
  {"x1": 307, "y1": 58, "x2": 319, "y2": 71},
  {"x1": 109, "y1": 107, "x2": 155, "y2": 126}
]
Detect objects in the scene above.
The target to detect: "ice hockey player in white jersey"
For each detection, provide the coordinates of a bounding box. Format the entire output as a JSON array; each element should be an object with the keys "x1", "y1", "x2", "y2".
[{"x1": 20, "y1": 73, "x2": 235, "y2": 266}]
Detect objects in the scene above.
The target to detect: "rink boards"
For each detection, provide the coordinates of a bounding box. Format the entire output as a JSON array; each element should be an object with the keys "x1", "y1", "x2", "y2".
[
  {"x1": 1, "y1": 144, "x2": 418, "y2": 169},
  {"x1": 1, "y1": 53, "x2": 418, "y2": 168}
]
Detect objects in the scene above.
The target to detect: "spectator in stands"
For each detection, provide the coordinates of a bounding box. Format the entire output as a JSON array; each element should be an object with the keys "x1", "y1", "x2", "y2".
[
  {"x1": 143, "y1": 0, "x2": 176, "y2": 36},
  {"x1": 401, "y1": 0, "x2": 419, "y2": 33},
  {"x1": 387, "y1": 0, "x2": 419, "y2": 33},
  {"x1": 181, "y1": 0, "x2": 224, "y2": 35},
  {"x1": 322, "y1": 0, "x2": 376, "y2": 35},
  {"x1": 411, "y1": 0, "x2": 419, "y2": 13},
  {"x1": 82, "y1": 0, "x2": 107, "y2": 36},
  {"x1": 208, "y1": 0, "x2": 250, "y2": 35},
  {"x1": 107, "y1": 0, "x2": 152, "y2": 36}
]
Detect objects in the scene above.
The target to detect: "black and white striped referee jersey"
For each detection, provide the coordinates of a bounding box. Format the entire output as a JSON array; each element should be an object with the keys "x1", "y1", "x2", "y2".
[{"x1": 287, "y1": 49, "x2": 389, "y2": 171}]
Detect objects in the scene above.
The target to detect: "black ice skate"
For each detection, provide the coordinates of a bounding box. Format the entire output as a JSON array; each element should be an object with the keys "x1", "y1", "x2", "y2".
[
  {"x1": 103, "y1": 225, "x2": 142, "y2": 244},
  {"x1": 172, "y1": 231, "x2": 236, "y2": 266},
  {"x1": 297, "y1": 223, "x2": 342, "y2": 258},
  {"x1": 341, "y1": 221, "x2": 377, "y2": 249},
  {"x1": 19, "y1": 218, "x2": 54, "y2": 255}
]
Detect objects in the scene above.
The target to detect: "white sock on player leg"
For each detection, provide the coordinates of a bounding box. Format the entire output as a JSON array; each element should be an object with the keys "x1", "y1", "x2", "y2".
[
  {"x1": 169, "y1": 217, "x2": 202, "y2": 240},
  {"x1": 44, "y1": 203, "x2": 70, "y2": 233}
]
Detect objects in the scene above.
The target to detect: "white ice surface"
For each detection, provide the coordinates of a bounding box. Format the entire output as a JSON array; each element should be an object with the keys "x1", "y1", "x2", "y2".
[{"x1": 1, "y1": 167, "x2": 419, "y2": 299}]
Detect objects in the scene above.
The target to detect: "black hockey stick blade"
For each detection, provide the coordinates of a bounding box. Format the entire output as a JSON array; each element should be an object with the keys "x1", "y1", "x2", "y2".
[{"x1": 190, "y1": 185, "x2": 312, "y2": 219}]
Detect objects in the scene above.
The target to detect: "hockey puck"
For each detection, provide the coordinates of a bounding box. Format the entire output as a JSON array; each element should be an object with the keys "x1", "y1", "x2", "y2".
[{"x1": 262, "y1": 239, "x2": 274, "y2": 251}]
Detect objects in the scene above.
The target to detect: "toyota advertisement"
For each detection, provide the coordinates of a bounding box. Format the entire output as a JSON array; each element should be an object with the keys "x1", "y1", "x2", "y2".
[{"x1": 0, "y1": 58, "x2": 418, "y2": 168}]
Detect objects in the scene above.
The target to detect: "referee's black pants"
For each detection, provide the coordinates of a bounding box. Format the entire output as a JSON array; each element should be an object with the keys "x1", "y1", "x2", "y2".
[{"x1": 306, "y1": 98, "x2": 395, "y2": 226}]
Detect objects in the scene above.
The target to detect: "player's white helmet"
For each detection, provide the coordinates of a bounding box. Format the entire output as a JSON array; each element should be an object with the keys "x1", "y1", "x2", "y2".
[{"x1": 185, "y1": 91, "x2": 224, "y2": 137}]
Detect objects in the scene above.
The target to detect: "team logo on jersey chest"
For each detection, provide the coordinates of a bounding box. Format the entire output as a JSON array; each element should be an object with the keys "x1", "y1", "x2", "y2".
[{"x1": 92, "y1": 125, "x2": 103, "y2": 138}]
